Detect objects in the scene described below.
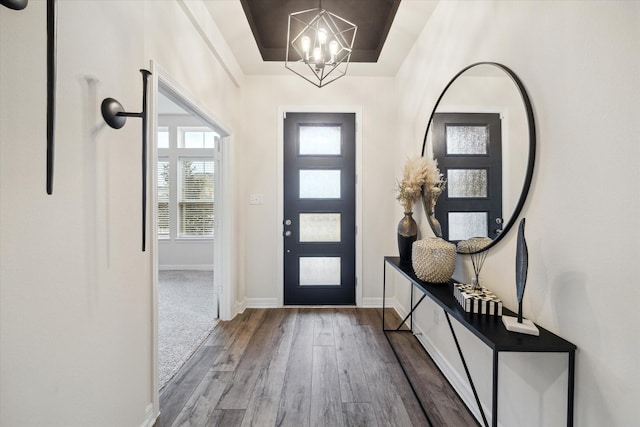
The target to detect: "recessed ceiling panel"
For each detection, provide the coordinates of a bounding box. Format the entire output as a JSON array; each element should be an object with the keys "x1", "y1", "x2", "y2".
[{"x1": 240, "y1": 0, "x2": 401, "y2": 62}]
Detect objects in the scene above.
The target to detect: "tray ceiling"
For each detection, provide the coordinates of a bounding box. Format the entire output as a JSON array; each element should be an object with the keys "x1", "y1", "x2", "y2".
[
  {"x1": 240, "y1": 0, "x2": 401, "y2": 63},
  {"x1": 203, "y1": 0, "x2": 438, "y2": 77}
]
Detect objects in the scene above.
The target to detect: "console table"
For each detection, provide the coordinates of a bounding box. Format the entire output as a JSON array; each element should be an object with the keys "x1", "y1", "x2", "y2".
[{"x1": 383, "y1": 256, "x2": 576, "y2": 427}]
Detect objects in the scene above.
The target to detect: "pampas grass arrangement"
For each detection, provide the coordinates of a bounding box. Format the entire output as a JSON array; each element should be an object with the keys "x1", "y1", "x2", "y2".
[{"x1": 396, "y1": 156, "x2": 445, "y2": 213}]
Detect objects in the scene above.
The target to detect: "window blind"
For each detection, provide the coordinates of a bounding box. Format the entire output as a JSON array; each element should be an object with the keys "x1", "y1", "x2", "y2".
[
  {"x1": 157, "y1": 160, "x2": 170, "y2": 237},
  {"x1": 179, "y1": 159, "x2": 214, "y2": 237}
]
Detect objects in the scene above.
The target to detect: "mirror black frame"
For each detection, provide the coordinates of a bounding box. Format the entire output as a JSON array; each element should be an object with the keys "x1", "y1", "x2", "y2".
[{"x1": 421, "y1": 62, "x2": 536, "y2": 253}]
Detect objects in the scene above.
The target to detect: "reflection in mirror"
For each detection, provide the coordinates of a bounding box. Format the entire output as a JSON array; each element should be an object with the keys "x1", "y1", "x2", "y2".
[{"x1": 421, "y1": 63, "x2": 535, "y2": 253}]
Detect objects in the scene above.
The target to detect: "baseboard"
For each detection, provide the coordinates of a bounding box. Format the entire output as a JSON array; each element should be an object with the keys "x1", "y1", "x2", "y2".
[
  {"x1": 140, "y1": 403, "x2": 157, "y2": 427},
  {"x1": 246, "y1": 298, "x2": 279, "y2": 308},
  {"x1": 361, "y1": 297, "x2": 399, "y2": 308},
  {"x1": 361, "y1": 297, "x2": 379, "y2": 307},
  {"x1": 236, "y1": 297, "x2": 396, "y2": 310},
  {"x1": 158, "y1": 264, "x2": 214, "y2": 271},
  {"x1": 234, "y1": 298, "x2": 247, "y2": 315}
]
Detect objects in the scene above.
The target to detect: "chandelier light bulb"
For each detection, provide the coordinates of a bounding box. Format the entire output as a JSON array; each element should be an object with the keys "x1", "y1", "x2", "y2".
[
  {"x1": 301, "y1": 36, "x2": 311, "y2": 53},
  {"x1": 329, "y1": 40, "x2": 339, "y2": 62},
  {"x1": 318, "y1": 28, "x2": 327, "y2": 44},
  {"x1": 301, "y1": 36, "x2": 311, "y2": 61},
  {"x1": 313, "y1": 46, "x2": 322, "y2": 63}
]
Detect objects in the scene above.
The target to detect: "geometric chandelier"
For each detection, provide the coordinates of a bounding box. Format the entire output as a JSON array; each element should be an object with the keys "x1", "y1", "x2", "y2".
[{"x1": 285, "y1": 1, "x2": 357, "y2": 88}]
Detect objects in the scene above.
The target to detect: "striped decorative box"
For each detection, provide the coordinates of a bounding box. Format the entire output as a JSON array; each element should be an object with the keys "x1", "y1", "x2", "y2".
[{"x1": 453, "y1": 283, "x2": 503, "y2": 316}]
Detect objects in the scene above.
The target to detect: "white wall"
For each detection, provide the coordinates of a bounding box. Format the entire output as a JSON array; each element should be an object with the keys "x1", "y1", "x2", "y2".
[
  {"x1": 393, "y1": 1, "x2": 640, "y2": 426},
  {"x1": 0, "y1": 1, "x2": 239, "y2": 426},
  {"x1": 238, "y1": 75, "x2": 398, "y2": 308},
  {"x1": 158, "y1": 239, "x2": 214, "y2": 270}
]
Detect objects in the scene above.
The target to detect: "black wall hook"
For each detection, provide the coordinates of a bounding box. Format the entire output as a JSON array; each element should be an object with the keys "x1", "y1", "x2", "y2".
[{"x1": 101, "y1": 69, "x2": 152, "y2": 252}]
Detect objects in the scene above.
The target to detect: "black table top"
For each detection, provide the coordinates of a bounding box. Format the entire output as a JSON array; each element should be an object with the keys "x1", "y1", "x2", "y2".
[{"x1": 385, "y1": 256, "x2": 576, "y2": 353}]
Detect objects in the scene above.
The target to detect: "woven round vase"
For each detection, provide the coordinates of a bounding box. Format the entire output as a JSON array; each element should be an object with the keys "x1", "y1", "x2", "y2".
[{"x1": 411, "y1": 237, "x2": 457, "y2": 283}]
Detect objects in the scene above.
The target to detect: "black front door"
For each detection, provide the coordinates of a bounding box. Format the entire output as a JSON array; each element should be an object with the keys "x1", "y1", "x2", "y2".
[{"x1": 283, "y1": 112, "x2": 356, "y2": 305}]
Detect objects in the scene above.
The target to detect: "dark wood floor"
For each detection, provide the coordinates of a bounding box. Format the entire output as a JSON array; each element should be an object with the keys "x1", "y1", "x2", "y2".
[{"x1": 156, "y1": 308, "x2": 478, "y2": 427}]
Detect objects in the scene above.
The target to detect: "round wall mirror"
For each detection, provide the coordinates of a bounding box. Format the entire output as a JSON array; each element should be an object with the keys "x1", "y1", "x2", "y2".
[{"x1": 421, "y1": 62, "x2": 536, "y2": 253}]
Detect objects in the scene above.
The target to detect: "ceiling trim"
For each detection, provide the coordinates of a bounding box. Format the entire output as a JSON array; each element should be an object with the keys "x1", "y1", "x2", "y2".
[{"x1": 178, "y1": 0, "x2": 243, "y2": 87}]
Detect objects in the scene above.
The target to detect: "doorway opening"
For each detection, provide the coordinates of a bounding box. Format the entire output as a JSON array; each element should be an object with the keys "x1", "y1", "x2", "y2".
[{"x1": 154, "y1": 81, "x2": 225, "y2": 391}]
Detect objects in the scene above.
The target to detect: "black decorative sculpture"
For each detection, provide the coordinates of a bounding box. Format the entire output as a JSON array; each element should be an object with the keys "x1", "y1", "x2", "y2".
[
  {"x1": 1, "y1": 0, "x2": 58, "y2": 195},
  {"x1": 0, "y1": 0, "x2": 27, "y2": 10},
  {"x1": 101, "y1": 69, "x2": 152, "y2": 251},
  {"x1": 47, "y1": 0, "x2": 56, "y2": 194},
  {"x1": 515, "y1": 218, "x2": 528, "y2": 322},
  {"x1": 502, "y1": 218, "x2": 539, "y2": 335}
]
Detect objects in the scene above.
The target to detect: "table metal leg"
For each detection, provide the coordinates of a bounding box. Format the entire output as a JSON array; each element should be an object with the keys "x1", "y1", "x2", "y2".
[
  {"x1": 410, "y1": 285, "x2": 414, "y2": 331},
  {"x1": 568, "y1": 350, "x2": 575, "y2": 426},
  {"x1": 445, "y1": 311, "x2": 489, "y2": 427},
  {"x1": 393, "y1": 294, "x2": 426, "y2": 331},
  {"x1": 492, "y1": 350, "x2": 499, "y2": 427},
  {"x1": 382, "y1": 262, "x2": 386, "y2": 331}
]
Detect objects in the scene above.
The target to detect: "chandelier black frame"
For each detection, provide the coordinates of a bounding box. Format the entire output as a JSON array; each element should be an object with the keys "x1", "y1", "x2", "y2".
[{"x1": 285, "y1": 4, "x2": 357, "y2": 88}]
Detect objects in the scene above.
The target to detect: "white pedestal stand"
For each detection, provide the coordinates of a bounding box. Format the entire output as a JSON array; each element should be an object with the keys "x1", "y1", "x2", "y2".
[{"x1": 502, "y1": 316, "x2": 539, "y2": 336}]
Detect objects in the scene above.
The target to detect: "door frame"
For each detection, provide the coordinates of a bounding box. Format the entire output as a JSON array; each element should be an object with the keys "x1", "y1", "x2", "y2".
[
  {"x1": 277, "y1": 106, "x2": 363, "y2": 307},
  {"x1": 148, "y1": 61, "x2": 235, "y2": 418}
]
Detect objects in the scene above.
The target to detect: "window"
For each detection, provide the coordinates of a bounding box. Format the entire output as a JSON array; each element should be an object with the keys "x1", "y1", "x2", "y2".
[
  {"x1": 179, "y1": 159, "x2": 214, "y2": 237},
  {"x1": 158, "y1": 127, "x2": 169, "y2": 149},
  {"x1": 157, "y1": 125, "x2": 218, "y2": 239},
  {"x1": 181, "y1": 128, "x2": 216, "y2": 148}
]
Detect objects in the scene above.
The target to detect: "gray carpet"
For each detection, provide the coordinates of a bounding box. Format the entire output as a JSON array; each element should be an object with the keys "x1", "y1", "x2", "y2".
[{"x1": 158, "y1": 270, "x2": 217, "y2": 390}]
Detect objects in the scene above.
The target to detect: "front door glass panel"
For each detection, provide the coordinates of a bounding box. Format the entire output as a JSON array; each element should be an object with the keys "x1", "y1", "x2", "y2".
[
  {"x1": 299, "y1": 170, "x2": 341, "y2": 199},
  {"x1": 299, "y1": 213, "x2": 341, "y2": 242},
  {"x1": 446, "y1": 125, "x2": 488, "y2": 155},
  {"x1": 299, "y1": 257, "x2": 341, "y2": 286},
  {"x1": 448, "y1": 169, "x2": 488, "y2": 198},
  {"x1": 448, "y1": 212, "x2": 488, "y2": 241},
  {"x1": 299, "y1": 125, "x2": 341, "y2": 155}
]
